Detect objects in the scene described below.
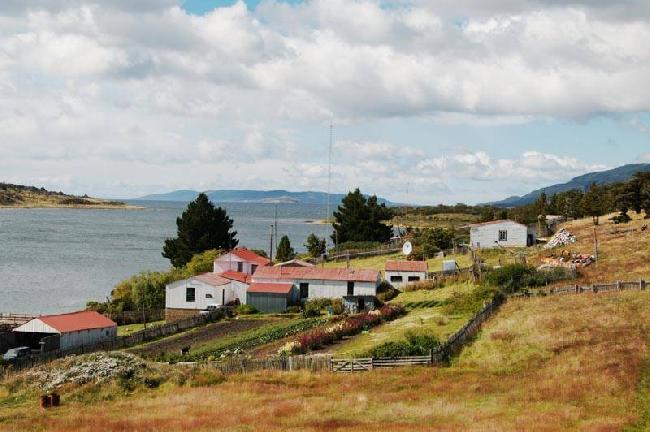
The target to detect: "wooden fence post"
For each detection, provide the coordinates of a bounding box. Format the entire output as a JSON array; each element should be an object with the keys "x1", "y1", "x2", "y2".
[
  {"x1": 616, "y1": 281, "x2": 621, "y2": 291},
  {"x1": 641, "y1": 280, "x2": 646, "y2": 291}
]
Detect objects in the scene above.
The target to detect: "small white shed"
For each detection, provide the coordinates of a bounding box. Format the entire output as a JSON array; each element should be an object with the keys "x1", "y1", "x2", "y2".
[
  {"x1": 384, "y1": 261, "x2": 428, "y2": 287},
  {"x1": 165, "y1": 273, "x2": 246, "y2": 321},
  {"x1": 13, "y1": 311, "x2": 117, "y2": 351},
  {"x1": 469, "y1": 220, "x2": 536, "y2": 249}
]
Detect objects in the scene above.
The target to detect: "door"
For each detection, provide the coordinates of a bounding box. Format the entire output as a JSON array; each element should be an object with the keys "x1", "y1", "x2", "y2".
[{"x1": 357, "y1": 297, "x2": 365, "y2": 311}]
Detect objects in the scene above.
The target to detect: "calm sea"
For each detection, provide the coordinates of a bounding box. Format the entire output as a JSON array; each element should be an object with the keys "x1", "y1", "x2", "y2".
[{"x1": 0, "y1": 201, "x2": 332, "y2": 314}]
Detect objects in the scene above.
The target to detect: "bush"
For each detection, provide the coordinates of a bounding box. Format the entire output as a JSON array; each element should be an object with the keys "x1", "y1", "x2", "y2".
[
  {"x1": 302, "y1": 301, "x2": 322, "y2": 318},
  {"x1": 331, "y1": 298, "x2": 344, "y2": 315},
  {"x1": 368, "y1": 332, "x2": 441, "y2": 358},
  {"x1": 236, "y1": 304, "x2": 258, "y2": 315},
  {"x1": 286, "y1": 305, "x2": 302, "y2": 314},
  {"x1": 485, "y1": 264, "x2": 574, "y2": 294}
]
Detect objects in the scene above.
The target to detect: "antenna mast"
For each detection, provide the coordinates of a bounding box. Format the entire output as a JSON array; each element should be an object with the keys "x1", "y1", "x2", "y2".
[{"x1": 326, "y1": 119, "x2": 333, "y2": 247}]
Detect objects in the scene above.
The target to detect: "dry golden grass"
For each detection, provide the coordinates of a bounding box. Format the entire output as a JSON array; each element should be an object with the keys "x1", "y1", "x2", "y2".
[
  {"x1": 533, "y1": 212, "x2": 650, "y2": 284},
  {"x1": 3, "y1": 290, "x2": 650, "y2": 431}
]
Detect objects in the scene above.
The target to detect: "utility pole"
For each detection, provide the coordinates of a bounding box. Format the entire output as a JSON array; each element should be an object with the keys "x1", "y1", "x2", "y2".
[
  {"x1": 326, "y1": 120, "x2": 333, "y2": 247},
  {"x1": 274, "y1": 204, "x2": 279, "y2": 254},
  {"x1": 269, "y1": 224, "x2": 274, "y2": 264}
]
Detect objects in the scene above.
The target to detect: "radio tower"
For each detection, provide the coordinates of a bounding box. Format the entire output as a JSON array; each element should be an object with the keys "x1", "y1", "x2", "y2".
[{"x1": 326, "y1": 120, "x2": 333, "y2": 248}]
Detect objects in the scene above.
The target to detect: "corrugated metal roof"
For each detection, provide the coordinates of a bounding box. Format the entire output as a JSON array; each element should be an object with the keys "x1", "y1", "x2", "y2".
[
  {"x1": 248, "y1": 283, "x2": 294, "y2": 294},
  {"x1": 468, "y1": 219, "x2": 526, "y2": 228},
  {"x1": 220, "y1": 271, "x2": 251, "y2": 284},
  {"x1": 231, "y1": 247, "x2": 271, "y2": 266},
  {"x1": 252, "y1": 266, "x2": 379, "y2": 283},
  {"x1": 37, "y1": 311, "x2": 116, "y2": 333},
  {"x1": 194, "y1": 273, "x2": 230, "y2": 286},
  {"x1": 385, "y1": 260, "x2": 428, "y2": 272}
]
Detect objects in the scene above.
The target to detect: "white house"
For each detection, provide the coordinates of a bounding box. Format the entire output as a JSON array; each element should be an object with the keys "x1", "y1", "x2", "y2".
[
  {"x1": 13, "y1": 311, "x2": 117, "y2": 351},
  {"x1": 251, "y1": 266, "x2": 381, "y2": 307},
  {"x1": 469, "y1": 220, "x2": 536, "y2": 249},
  {"x1": 165, "y1": 273, "x2": 249, "y2": 321},
  {"x1": 385, "y1": 261, "x2": 428, "y2": 287},
  {"x1": 213, "y1": 247, "x2": 270, "y2": 275}
]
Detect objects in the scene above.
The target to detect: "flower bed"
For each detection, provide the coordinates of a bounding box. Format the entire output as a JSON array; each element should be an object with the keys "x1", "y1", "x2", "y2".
[{"x1": 278, "y1": 304, "x2": 405, "y2": 355}]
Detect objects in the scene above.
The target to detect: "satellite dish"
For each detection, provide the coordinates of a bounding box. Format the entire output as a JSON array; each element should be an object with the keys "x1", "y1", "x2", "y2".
[{"x1": 402, "y1": 241, "x2": 413, "y2": 256}]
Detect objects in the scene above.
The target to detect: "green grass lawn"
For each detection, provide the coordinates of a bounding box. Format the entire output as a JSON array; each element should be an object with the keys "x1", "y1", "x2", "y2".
[
  {"x1": 117, "y1": 320, "x2": 166, "y2": 336},
  {"x1": 329, "y1": 282, "x2": 477, "y2": 357},
  {"x1": 323, "y1": 251, "x2": 473, "y2": 274}
]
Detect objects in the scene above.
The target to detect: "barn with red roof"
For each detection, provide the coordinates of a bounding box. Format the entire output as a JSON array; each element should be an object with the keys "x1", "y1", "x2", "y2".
[{"x1": 13, "y1": 311, "x2": 117, "y2": 351}]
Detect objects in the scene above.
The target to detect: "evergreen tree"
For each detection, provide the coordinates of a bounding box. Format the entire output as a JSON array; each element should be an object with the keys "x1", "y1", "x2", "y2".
[
  {"x1": 276, "y1": 235, "x2": 296, "y2": 262},
  {"x1": 581, "y1": 183, "x2": 605, "y2": 226},
  {"x1": 304, "y1": 233, "x2": 326, "y2": 258},
  {"x1": 331, "y1": 188, "x2": 393, "y2": 245},
  {"x1": 162, "y1": 193, "x2": 238, "y2": 267}
]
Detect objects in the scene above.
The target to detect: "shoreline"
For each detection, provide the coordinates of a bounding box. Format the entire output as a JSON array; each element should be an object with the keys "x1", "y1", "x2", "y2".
[{"x1": 0, "y1": 204, "x2": 144, "y2": 210}]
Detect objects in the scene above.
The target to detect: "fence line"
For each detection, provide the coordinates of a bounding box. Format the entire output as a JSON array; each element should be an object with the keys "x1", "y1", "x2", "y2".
[{"x1": 510, "y1": 279, "x2": 647, "y2": 298}]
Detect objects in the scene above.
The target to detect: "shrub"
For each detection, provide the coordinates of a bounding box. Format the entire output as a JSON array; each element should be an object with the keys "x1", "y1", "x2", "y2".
[
  {"x1": 331, "y1": 298, "x2": 344, "y2": 315},
  {"x1": 286, "y1": 305, "x2": 302, "y2": 314},
  {"x1": 485, "y1": 264, "x2": 574, "y2": 294},
  {"x1": 188, "y1": 368, "x2": 226, "y2": 388},
  {"x1": 236, "y1": 304, "x2": 258, "y2": 315},
  {"x1": 368, "y1": 332, "x2": 441, "y2": 358},
  {"x1": 302, "y1": 301, "x2": 321, "y2": 318}
]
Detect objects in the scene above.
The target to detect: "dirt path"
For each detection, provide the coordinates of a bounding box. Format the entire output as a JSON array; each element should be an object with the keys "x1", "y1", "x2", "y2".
[{"x1": 129, "y1": 318, "x2": 277, "y2": 358}]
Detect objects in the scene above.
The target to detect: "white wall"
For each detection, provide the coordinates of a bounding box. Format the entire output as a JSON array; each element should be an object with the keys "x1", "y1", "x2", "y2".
[
  {"x1": 470, "y1": 221, "x2": 534, "y2": 249},
  {"x1": 230, "y1": 280, "x2": 249, "y2": 305},
  {"x1": 252, "y1": 276, "x2": 379, "y2": 300},
  {"x1": 59, "y1": 327, "x2": 117, "y2": 351},
  {"x1": 166, "y1": 278, "x2": 236, "y2": 310},
  {"x1": 213, "y1": 253, "x2": 261, "y2": 275},
  {"x1": 385, "y1": 271, "x2": 426, "y2": 288}
]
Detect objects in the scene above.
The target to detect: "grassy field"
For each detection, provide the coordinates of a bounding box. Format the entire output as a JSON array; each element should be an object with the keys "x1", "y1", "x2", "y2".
[
  {"x1": 3, "y1": 289, "x2": 650, "y2": 431},
  {"x1": 329, "y1": 283, "x2": 476, "y2": 357},
  {"x1": 531, "y1": 211, "x2": 650, "y2": 284},
  {"x1": 324, "y1": 251, "x2": 473, "y2": 274},
  {"x1": 117, "y1": 320, "x2": 166, "y2": 336},
  {"x1": 389, "y1": 212, "x2": 480, "y2": 229}
]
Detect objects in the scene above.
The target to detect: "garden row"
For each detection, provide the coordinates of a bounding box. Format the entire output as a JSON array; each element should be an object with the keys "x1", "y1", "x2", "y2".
[{"x1": 278, "y1": 304, "x2": 405, "y2": 356}]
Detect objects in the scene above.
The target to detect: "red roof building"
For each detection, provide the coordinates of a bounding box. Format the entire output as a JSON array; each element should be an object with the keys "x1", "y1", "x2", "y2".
[
  {"x1": 194, "y1": 273, "x2": 230, "y2": 287},
  {"x1": 231, "y1": 247, "x2": 271, "y2": 266},
  {"x1": 252, "y1": 266, "x2": 380, "y2": 283},
  {"x1": 37, "y1": 311, "x2": 116, "y2": 333},
  {"x1": 220, "y1": 271, "x2": 252, "y2": 284}
]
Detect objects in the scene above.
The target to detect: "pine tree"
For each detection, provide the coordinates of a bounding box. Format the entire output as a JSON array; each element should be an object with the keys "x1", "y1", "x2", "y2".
[
  {"x1": 304, "y1": 233, "x2": 326, "y2": 258},
  {"x1": 331, "y1": 188, "x2": 393, "y2": 245},
  {"x1": 276, "y1": 235, "x2": 296, "y2": 262},
  {"x1": 162, "y1": 193, "x2": 238, "y2": 267},
  {"x1": 581, "y1": 183, "x2": 605, "y2": 226}
]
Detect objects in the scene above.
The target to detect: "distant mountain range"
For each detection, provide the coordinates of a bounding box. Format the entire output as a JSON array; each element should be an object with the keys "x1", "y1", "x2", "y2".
[
  {"x1": 489, "y1": 163, "x2": 650, "y2": 208},
  {"x1": 137, "y1": 189, "x2": 396, "y2": 206}
]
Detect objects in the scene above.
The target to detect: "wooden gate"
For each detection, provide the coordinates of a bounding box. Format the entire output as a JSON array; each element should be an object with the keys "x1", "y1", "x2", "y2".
[{"x1": 331, "y1": 358, "x2": 373, "y2": 372}]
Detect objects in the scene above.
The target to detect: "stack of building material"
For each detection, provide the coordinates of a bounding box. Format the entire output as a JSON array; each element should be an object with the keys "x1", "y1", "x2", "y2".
[{"x1": 544, "y1": 229, "x2": 577, "y2": 249}]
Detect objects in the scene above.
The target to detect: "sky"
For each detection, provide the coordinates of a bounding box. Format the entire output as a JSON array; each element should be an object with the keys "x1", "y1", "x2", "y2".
[{"x1": 1, "y1": 1, "x2": 649, "y2": 204}]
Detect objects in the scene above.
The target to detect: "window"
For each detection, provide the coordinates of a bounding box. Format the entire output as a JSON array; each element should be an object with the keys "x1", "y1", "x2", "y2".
[
  {"x1": 206, "y1": 293, "x2": 213, "y2": 299},
  {"x1": 300, "y1": 283, "x2": 309, "y2": 299},
  {"x1": 347, "y1": 281, "x2": 355, "y2": 296},
  {"x1": 186, "y1": 287, "x2": 196, "y2": 303},
  {"x1": 498, "y1": 230, "x2": 508, "y2": 241},
  {"x1": 408, "y1": 276, "x2": 421, "y2": 282},
  {"x1": 390, "y1": 275, "x2": 403, "y2": 282},
  {"x1": 251, "y1": 264, "x2": 258, "y2": 274},
  {"x1": 237, "y1": 262, "x2": 243, "y2": 272}
]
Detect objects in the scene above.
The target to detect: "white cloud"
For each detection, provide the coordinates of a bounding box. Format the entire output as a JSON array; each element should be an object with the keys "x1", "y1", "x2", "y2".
[{"x1": 0, "y1": 0, "x2": 647, "y2": 203}]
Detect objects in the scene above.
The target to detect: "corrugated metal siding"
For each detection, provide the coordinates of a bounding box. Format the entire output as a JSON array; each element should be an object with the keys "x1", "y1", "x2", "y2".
[
  {"x1": 470, "y1": 222, "x2": 532, "y2": 249},
  {"x1": 247, "y1": 293, "x2": 288, "y2": 313}
]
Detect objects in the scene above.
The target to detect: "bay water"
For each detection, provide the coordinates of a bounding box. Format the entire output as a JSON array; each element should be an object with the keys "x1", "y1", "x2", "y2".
[{"x1": 0, "y1": 201, "x2": 332, "y2": 314}]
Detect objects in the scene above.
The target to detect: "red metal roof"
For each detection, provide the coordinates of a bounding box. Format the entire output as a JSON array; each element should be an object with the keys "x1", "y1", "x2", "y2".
[
  {"x1": 231, "y1": 247, "x2": 271, "y2": 266},
  {"x1": 38, "y1": 311, "x2": 116, "y2": 333},
  {"x1": 385, "y1": 260, "x2": 428, "y2": 272},
  {"x1": 220, "y1": 271, "x2": 251, "y2": 284},
  {"x1": 194, "y1": 273, "x2": 230, "y2": 286},
  {"x1": 248, "y1": 283, "x2": 294, "y2": 294},
  {"x1": 252, "y1": 266, "x2": 380, "y2": 283}
]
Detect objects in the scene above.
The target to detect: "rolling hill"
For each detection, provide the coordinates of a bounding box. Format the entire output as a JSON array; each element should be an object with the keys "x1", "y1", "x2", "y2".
[
  {"x1": 489, "y1": 163, "x2": 650, "y2": 207},
  {"x1": 138, "y1": 189, "x2": 395, "y2": 206}
]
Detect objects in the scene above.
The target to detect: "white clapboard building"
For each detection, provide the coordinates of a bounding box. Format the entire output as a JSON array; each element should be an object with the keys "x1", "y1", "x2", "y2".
[
  {"x1": 213, "y1": 247, "x2": 270, "y2": 275},
  {"x1": 13, "y1": 311, "x2": 117, "y2": 351},
  {"x1": 469, "y1": 220, "x2": 536, "y2": 249}
]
